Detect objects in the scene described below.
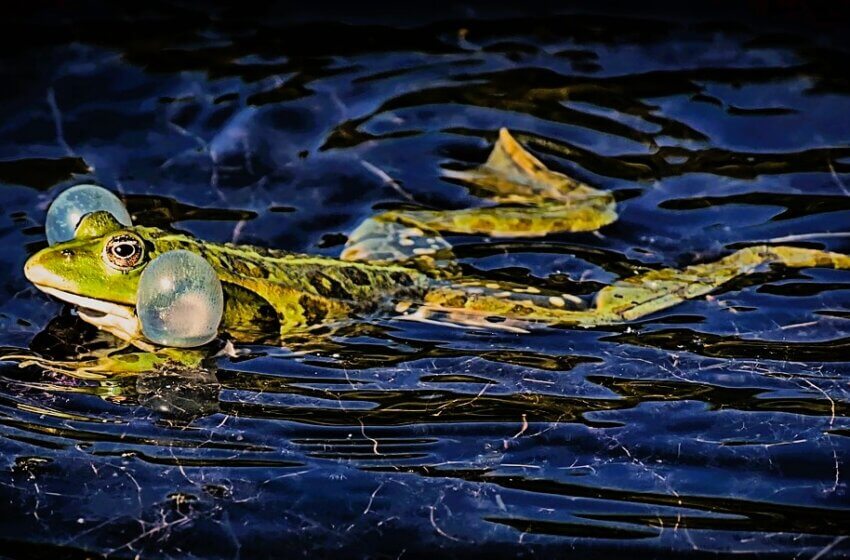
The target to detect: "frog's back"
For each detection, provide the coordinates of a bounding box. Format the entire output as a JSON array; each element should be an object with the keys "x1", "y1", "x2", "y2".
[{"x1": 143, "y1": 228, "x2": 430, "y2": 338}]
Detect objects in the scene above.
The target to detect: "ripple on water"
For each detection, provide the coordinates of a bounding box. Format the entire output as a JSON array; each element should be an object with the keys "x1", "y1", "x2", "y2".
[{"x1": 0, "y1": 6, "x2": 849, "y2": 558}]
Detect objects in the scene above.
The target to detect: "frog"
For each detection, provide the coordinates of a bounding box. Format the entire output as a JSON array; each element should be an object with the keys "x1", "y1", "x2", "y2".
[{"x1": 10, "y1": 129, "x2": 850, "y2": 377}]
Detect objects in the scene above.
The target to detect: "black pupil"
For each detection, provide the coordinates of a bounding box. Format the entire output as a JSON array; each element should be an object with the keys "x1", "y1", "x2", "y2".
[{"x1": 114, "y1": 243, "x2": 135, "y2": 258}]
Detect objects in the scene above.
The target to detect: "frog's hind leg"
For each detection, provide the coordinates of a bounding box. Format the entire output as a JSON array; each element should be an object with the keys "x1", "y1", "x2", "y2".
[
  {"x1": 400, "y1": 277, "x2": 586, "y2": 333},
  {"x1": 417, "y1": 277, "x2": 593, "y2": 331},
  {"x1": 437, "y1": 128, "x2": 617, "y2": 236},
  {"x1": 420, "y1": 245, "x2": 850, "y2": 328},
  {"x1": 589, "y1": 245, "x2": 850, "y2": 324},
  {"x1": 344, "y1": 129, "x2": 616, "y2": 247}
]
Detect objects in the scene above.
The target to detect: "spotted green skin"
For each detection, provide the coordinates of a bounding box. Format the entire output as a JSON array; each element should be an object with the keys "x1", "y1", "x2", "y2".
[
  {"x1": 27, "y1": 208, "x2": 850, "y2": 356},
  {"x1": 18, "y1": 128, "x2": 850, "y2": 377}
]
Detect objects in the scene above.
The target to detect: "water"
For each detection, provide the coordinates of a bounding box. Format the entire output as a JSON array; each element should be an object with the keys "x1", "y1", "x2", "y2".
[{"x1": 1, "y1": 5, "x2": 850, "y2": 558}]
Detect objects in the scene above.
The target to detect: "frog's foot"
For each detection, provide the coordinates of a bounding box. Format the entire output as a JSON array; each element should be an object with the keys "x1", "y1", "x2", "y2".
[
  {"x1": 344, "y1": 129, "x2": 616, "y2": 249},
  {"x1": 421, "y1": 245, "x2": 850, "y2": 328},
  {"x1": 341, "y1": 215, "x2": 458, "y2": 276}
]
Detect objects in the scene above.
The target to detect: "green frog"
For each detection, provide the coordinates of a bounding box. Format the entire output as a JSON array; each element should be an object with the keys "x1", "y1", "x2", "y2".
[{"x1": 11, "y1": 129, "x2": 850, "y2": 377}]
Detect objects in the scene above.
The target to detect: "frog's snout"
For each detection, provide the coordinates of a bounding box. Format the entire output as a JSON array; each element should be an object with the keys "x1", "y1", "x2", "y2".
[
  {"x1": 24, "y1": 252, "x2": 44, "y2": 284},
  {"x1": 24, "y1": 249, "x2": 69, "y2": 291}
]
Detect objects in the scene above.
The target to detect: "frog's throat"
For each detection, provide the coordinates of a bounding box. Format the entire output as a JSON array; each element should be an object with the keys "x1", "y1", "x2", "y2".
[{"x1": 34, "y1": 285, "x2": 141, "y2": 342}]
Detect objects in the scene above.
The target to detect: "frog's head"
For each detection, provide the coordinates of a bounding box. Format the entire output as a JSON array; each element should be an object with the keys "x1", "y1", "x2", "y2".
[{"x1": 24, "y1": 211, "x2": 156, "y2": 341}]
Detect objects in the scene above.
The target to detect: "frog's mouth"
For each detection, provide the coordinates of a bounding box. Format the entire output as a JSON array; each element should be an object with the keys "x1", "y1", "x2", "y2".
[
  {"x1": 24, "y1": 255, "x2": 143, "y2": 342},
  {"x1": 34, "y1": 285, "x2": 141, "y2": 341}
]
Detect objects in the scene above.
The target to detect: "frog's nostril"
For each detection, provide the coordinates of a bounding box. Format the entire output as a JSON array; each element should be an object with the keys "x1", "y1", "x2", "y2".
[{"x1": 61, "y1": 249, "x2": 74, "y2": 257}]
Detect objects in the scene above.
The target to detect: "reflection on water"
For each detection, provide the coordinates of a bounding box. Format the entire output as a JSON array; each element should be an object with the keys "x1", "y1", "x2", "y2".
[{"x1": 1, "y1": 5, "x2": 850, "y2": 558}]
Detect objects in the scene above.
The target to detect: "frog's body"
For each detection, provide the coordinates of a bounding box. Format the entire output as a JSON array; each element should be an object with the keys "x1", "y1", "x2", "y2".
[
  {"x1": 18, "y1": 129, "x2": 850, "y2": 374},
  {"x1": 25, "y1": 218, "x2": 436, "y2": 347}
]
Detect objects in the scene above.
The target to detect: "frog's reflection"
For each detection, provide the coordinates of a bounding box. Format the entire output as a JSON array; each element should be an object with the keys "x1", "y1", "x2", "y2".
[
  {"x1": 10, "y1": 312, "x2": 844, "y2": 430},
  {"x1": 13, "y1": 314, "x2": 443, "y2": 423},
  {"x1": 16, "y1": 313, "x2": 429, "y2": 422},
  {"x1": 10, "y1": 313, "x2": 601, "y2": 425},
  {"x1": 13, "y1": 312, "x2": 222, "y2": 422},
  {"x1": 134, "y1": 368, "x2": 221, "y2": 422}
]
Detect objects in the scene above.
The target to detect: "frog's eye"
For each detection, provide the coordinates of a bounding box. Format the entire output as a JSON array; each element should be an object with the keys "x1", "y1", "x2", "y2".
[{"x1": 104, "y1": 234, "x2": 144, "y2": 270}]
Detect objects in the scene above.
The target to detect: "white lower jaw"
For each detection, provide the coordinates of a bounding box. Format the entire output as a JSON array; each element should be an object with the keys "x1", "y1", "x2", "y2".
[{"x1": 35, "y1": 285, "x2": 142, "y2": 343}]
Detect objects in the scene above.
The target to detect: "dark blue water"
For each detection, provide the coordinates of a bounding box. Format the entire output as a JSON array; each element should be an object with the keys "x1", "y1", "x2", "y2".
[{"x1": 1, "y1": 4, "x2": 850, "y2": 558}]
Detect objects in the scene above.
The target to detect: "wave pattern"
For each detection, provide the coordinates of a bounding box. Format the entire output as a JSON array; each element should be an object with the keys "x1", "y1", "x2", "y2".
[{"x1": 0, "y1": 7, "x2": 849, "y2": 558}]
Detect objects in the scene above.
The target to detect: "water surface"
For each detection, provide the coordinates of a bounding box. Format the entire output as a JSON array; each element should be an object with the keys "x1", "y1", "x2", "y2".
[{"x1": 1, "y1": 6, "x2": 849, "y2": 558}]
